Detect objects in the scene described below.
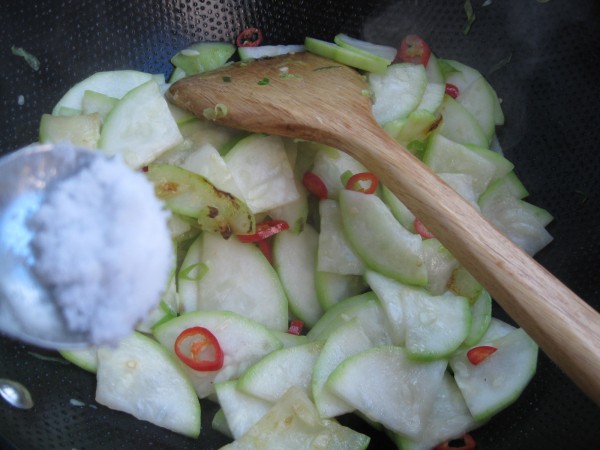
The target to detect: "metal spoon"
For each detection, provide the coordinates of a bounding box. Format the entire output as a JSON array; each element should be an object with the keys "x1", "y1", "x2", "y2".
[
  {"x1": 0, "y1": 378, "x2": 34, "y2": 409},
  {"x1": 0, "y1": 143, "x2": 96, "y2": 350}
]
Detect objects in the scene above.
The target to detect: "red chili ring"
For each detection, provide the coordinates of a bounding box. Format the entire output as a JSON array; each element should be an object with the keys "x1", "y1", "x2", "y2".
[
  {"x1": 236, "y1": 27, "x2": 263, "y2": 47},
  {"x1": 345, "y1": 172, "x2": 379, "y2": 194}
]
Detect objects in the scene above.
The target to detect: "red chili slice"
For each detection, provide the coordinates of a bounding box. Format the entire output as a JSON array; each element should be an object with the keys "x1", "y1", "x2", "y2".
[
  {"x1": 256, "y1": 238, "x2": 273, "y2": 265},
  {"x1": 237, "y1": 220, "x2": 289, "y2": 243},
  {"x1": 174, "y1": 326, "x2": 224, "y2": 371},
  {"x1": 395, "y1": 34, "x2": 431, "y2": 66},
  {"x1": 434, "y1": 433, "x2": 476, "y2": 450},
  {"x1": 302, "y1": 171, "x2": 328, "y2": 200},
  {"x1": 345, "y1": 172, "x2": 378, "y2": 194},
  {"x1": 287, "y1": 319, "x2": 304, "y2": 336},
  {"x1": 414, "y1": 218, "x2": 435, "y2": 239},
  {"x1": 467, "y1": 345, "x2": 498, "y2": 365},
  {"x1": 445, "y1": 83, "x2": 460, "y2": 99},
  {"x1": 236, "y1": 27, "x2": 263, "y2": 47}
]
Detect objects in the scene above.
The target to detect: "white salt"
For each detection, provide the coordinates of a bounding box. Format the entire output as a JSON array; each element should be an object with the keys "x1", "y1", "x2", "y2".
[{"x1": 29, "y1": 150, "x2": 173, "y2": 346}]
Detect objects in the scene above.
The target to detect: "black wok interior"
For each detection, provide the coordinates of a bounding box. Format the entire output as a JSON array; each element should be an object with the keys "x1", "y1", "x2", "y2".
[{"x1": 1, "y1": 0, "x2": 599, "y2": 448}]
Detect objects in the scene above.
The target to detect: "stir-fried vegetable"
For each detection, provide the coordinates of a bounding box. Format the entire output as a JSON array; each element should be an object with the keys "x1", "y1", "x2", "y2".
[{"x1": 40, "y1": 30, "x2": 552, "y2": 449}]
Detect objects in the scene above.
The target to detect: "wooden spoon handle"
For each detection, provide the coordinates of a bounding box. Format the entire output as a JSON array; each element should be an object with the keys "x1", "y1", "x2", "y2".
[{"x1": 328, "y1": 119, "x2": 600, "y2": 405}]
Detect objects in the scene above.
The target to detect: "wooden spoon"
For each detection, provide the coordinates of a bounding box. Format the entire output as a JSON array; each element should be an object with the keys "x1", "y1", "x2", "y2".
[{"x1": 168, "y1": 52, "x2": 600, "y2": 405}]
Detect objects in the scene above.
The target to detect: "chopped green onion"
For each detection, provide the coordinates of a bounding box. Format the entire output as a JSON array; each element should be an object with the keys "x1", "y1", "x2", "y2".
[
  {"x1": 257, "y1": 77, "x2": 270, "y2": 86},
  {"x1": 489, "y1": 53, "x2": 512, "y2": 74},
  {"x1": 28, "y1": 351, "x2": 70, "y2": 365},
  {"x1": 279, "y1": 73, "x2": 302, "y2": 79},
  {"x1": 407, "y1": 140, "x2": 426, "y2": 157},
  {"x1": 11, "y1": 46, "x2": 40, "y2": 71},
  {"x1": 340, "y1": 170, "x2": 353, "y2": 186},
  {"x1": 222, "y1": 76, "x2": 232, "y2": 83},
  {"x1": 575, "y1": 190, "x2": 589, "y2": 205},
  {"x1": 463, "y1": 0, "x2": 476, "y2": 35},
  {"x1": 179, "y1": 262, "x2": 209, "y2": 281},
  {"x1": 203, "y1": 103, "x2": 228, "y2": 121},
  {"x1": 313, "y1": 65, "x2": 342, "y2": 72}
]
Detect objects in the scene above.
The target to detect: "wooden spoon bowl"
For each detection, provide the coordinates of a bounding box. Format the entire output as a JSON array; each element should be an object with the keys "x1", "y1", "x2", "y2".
[{"x1": 168, "y1": 52, "x2": 600, "y2": 404}]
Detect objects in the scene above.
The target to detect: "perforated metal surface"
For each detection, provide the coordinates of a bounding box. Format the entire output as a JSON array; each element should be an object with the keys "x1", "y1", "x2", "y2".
[{"x1": 1, "y1": 0, "x2": 599, "y2": 449}]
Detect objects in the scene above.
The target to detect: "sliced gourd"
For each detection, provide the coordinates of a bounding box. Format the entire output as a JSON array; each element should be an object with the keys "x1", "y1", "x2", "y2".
[
  {"x1": 463, "y1": 290, "x2": 492, "y2": 347},
  {"x1": 415, "y1": 82, "x2": 445, "y2": 114},
  {"x1": 52, "y1": 70, "x2": 160, "y2": 114},
  {"x1": 171, "y1": 41, "x2": 236, "y2": 75},
  {"x1": 39, "y1": 113, "x2": 101, "y2": 149},
  {"x1": 237, "y1": 341, "x2": 323, "y2": 402},
  {"x1": 268, "y1": 179, "x2": 309, "y2": 234},
  {"x1": 273, "y1": 225, "x2": 323, "y2": 327},
  {"x1": 153, "y1": 310, "x2": 282, "y2": 398},
  {"x1": 425, "y1": 53, "x2": 445, "y2": 84},
  {"x1": 307, "y1": 292, "x2": 392, "y2": 346},
  {"x1": 438, "y1": 172, "x2": 480, "y2": 210},
  {"x1": 238, "y1": 45, "x2": 305, "y2": 61},
  {"x1": 421, "y1": 238, "x2": 459, "y2": 295},
  {"x1": 369, "y1": 63, "x2": 428, "y2": 124},
  {"x1": 441, "y1": 59, "x2": 482, "y2": 93},
  {"x1": 381, "y1": 186, "x2": 416, "y2": 232},
  {"x1": 399, "y1": 284, "x2": 471, "y2": 360},
  {"x1": 478, "y1": 171, "x2": 529, "y2": 205},
  {"x1": 450, "y1": 328, "x2": 538, "y2": 421},
  {"x1": 364, "y1": 270, "x2": 407, "y2": 346},
  {"x1": 146, "y1": 164, "x2": 254, "y2": 237},
  {"x1": 178, "y1": 117, "x2": 245, "y2": 154},
  {"x1": 312, "y1": 318, "x2": 373, "y2": 418},
  {"x1": 423, "y1": 133, "x2": 513, "y2": 197},
  {"x1": 448, "y1": 265, "x2": 483, "y2": 300},
  {"x1": 478, "y1": 317, "x2": 516, "y2": 342},
  {"x1": 215, "y1": 380, "x2": 273, "y2": 440},
  {"x1": 304, "y1": 36, "x2": 388, "y2": 74},
  {"x1": 315, "y1": 271, "x2": 368, "y2": 311},
  {"x1": 478, "y1": 175, "x2": 553, "y2": 255},
  {"x1": 220, "y1": 386, "x2": 371, "y2": 450},
  {"x1": 212, "y1": 408, "x2": 233, "y2": 438},
  {"x1": 391, "y1": 373, "x2": 479, "y2": 450},
  {"x1": 81, "y1": 90, "x2": 118, "y2": 121},
  {"x1": 99, "y1": 80, "x2": 183, "y2": 168},
  {"x1": 334, "y1": 33, "x2": 397, "y2": 64},
  {"x1": 339, "y1": 189, "x2": 427, "y2": 286},
  {"x1": 383, "y1": 110, "x2": 438, "y2": 148},
  {"x1": 318, "y1": 199, "x2": 365, "y2": 275},
  {"x1": 59, "y1": 347, "x2": 98, "y2": 373},
  {"x1": 481, "y1": 196, "x2": 554, "y2": 255},
  {"x1": 225, "y1": 134, "x2": 300, "y2": 214},
  {"x1": 456, "y1": 76, "x2": 497, "y2": 141},
  {"x1": 196, "y1": 232, "x2": 288, "y2": 331},
  {"x1": 326, "y1": 345, "x2": 447, "y2": 437},
  {"x1": 436, "y1": 95, "x2": 488, "y2": 148},
  {"x1": 180, "y1": 143, "x2": 245, "y2": 201},
  {"x1": 95, "y1": 332, "x2": 200, "y2": 437}
]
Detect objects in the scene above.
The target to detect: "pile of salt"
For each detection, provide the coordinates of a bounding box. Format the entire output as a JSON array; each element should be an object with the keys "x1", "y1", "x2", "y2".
[{"x1": 29, "y1": 149, "x2": 173, "y2": 346}]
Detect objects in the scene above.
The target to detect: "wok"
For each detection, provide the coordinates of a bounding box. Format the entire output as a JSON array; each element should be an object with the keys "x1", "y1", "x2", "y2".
[{"x1": 0, "y1": 0, "x2": 598, "y2": 448}]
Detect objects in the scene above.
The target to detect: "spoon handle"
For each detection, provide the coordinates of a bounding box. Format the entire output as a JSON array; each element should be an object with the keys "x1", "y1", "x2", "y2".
[{"x1": 329, "y1": 119, "x2": 600, "y2": 406}]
